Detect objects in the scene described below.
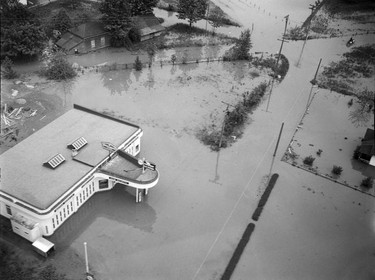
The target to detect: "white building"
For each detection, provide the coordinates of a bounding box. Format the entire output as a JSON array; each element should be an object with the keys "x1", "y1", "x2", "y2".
[{"x1": 0, "y1": 105, "x2": 159, "y2": 246}]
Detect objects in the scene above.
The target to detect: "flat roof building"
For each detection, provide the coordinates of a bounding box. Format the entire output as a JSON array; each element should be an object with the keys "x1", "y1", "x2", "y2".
[{"x1": 0, "y1": 105, "x2": 159, "y2": 246}]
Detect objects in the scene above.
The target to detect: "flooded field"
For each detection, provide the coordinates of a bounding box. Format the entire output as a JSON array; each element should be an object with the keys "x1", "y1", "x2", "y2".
[{"x1": 72, "y1": 61, "x2": 270, "y2": 136}]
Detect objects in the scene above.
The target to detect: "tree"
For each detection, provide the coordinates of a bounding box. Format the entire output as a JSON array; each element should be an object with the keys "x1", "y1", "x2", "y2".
[
  {"x1": 224, "y1": 29, "x2": 252, "y2": 60},
  {"x1": 41, "y1": 52, "x2": 76, "y2": 80},
  {"x1": 208, "y1": 6, "x2": 225, "y2": 34},
  {"x1": 177, "y1": 0, "x2": 208, "y2": 28},
  {"x1": 99, "y1": 0, "x2": 133, "y2": 47},
  {"x1": 1, "y1": 56, "x2": 19, "y2": 79},
  {"x1": 49, "y1": 9, "x2": 73, "y2": 36},
  {"x1": 127, "y1": 0, "x2": 158, "y2": 16},
  {"x1": 0, "y1": 0, "x2": 47, "y2": 59}
]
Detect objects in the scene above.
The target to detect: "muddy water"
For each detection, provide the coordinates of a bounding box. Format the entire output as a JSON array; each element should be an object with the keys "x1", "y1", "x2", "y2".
[{"x1": 72, "y1": 61, "x2": 269, "y2": 132}]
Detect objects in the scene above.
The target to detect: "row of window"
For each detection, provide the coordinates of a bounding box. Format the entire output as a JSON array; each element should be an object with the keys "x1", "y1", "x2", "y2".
[{"x1": 52, "y1": 181, "x2": 95, "y2": 230}]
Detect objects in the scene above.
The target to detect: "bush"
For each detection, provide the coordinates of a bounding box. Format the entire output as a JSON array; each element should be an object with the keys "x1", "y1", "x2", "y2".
[
  {"x1": 361, "y1": 177, "x2": 374, "y2": 189},
  {"x1": 134, "y1": 56, "x2": 142, "y2": 71},
  {"x1": 303, "y1": 155, "x2": 315, "y2": 166},
  {"x1": 332, "y1": 165, "x2": 343, "y2": 175},
  {"x1": 353, "y1": 145, "x2": 361, "y2": 159},
  {"x1": 223, "y1": 29, "x2": 252, "y2": 61},
  {"x1": 1, "y1": 57, "x2": 19, "y2": 79},
  {"x1": 128, "y1": 27, "x2": 141, "y2": 43},
  {"x1": 41, "y1": 53, "x2": 76, "y2": 80}
]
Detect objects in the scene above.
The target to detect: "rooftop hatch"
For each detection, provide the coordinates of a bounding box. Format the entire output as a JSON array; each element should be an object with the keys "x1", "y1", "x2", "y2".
[
  {"x1": 67, "y1": 136, "x2": 88, "y2": 151},
  {"x1": 43, "y1": 154, "x2": 66, "y2": 169}
]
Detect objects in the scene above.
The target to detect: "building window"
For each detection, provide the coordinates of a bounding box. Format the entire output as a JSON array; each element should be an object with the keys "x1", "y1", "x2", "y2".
[
  {"x1": 45, "y1": 226, "x2": 48, "y2": 234},
  {"x1": 52, "y1": 218, "x2": 55, "y2": 229},
  {"x1": 71, "y1": 201, "x2": 73, "y2": 212},
  {"x1": 60, "y1": 212, "x2": 62, "y2": 220},
  {"x1": 91, "y1": 39, "x2": 95, "y2": 49},
  {"x1": 99, "y1": 179, "x2": 109, "y2": 189},
  {"x1": 67, "y1": 206, "x2": 69, "y2": 215},
  {"x1": 80, "y1": 193, "x2": 82, "y2": 203},
  {"x1": 86, "y1": 187, "x2": 88, "y2": 197},
  {"x1": 76, "y1": 196, "x2": 79, "y2": 206},
  {"x1": 6, "y1": 205, "x2": 12, "y2": 215},
  {"x1": 56, "y1": 215, "x2": 59, "y2": 225},
  {"x1": 135, "y1": 144, "x2": 140, "y2": 153},
  {"x1": 63, "y1": 208, "x2": 66, "y2": 218},
  {"x1": 100, "y1": 37, "x2": 105, "y2": 46}
]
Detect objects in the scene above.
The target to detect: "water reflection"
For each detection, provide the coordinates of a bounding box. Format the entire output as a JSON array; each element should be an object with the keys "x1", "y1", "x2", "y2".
[
  {"x1": 49, "y1": 185, "x2": 157, "y2": 249},
  {"x1": 101, "y1": 69, "x2": 133, "y2": 95},
  {"x1": 144, "y1": 67, "x2": 155, "y2": 89}
]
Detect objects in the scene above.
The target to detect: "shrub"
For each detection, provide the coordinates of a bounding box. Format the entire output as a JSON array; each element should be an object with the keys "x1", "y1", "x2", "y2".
[
  {"x1": 128, "y1": 27, "x2": 141, "y2": 43},
  {"x1": 332, "y1": 165, "x2": 343, "y2": 175},
  {"x1": 316, "y1": 149, "x2": 323, "y2": 156},
  {"x1": 1, "y1": 57, "x2": 19, "y2": 79},
  {"x1": 353, "y1": 145, "x2": 361, "y2": 159},
  {"x1": 361, "y1": 177, "x2": 374, "y2": 189},
  {"x1": 134, "y1": 56, "x2": 142, "y2": 71},
  {"x1": 171, "y1": 54, "x2": 177, "y2": 65},
  {"x1": 303, "y1": 155, "x2": 315, "y2": 166},
  {"x1": 223, "y1": 29, "x2": 252, "y2": 61},
  {"x1": 41, "y1": 53, "x2": 76, "y2": 80}
]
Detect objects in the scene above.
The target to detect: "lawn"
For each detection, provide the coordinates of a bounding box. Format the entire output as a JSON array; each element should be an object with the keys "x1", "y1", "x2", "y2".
[{"x1": 282, "y1": 88, "x2": 375, "y2": 195}]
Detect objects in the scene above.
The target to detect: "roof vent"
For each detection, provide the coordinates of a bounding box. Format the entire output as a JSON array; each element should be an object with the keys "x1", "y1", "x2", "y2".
[
  {"x1": 67, "y1": 137, "x2": 88, "y2": 151},
  {"x1": 43, "y1": 154, "x2": 66, "y2": 169}
]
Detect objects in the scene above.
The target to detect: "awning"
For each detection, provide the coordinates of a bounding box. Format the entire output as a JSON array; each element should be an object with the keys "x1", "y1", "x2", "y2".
[{"x1": 32, "y1": 237, "x2": 55, "y2": 257}]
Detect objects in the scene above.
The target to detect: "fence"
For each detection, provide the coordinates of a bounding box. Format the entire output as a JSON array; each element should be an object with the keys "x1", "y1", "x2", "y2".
[{"x1": 79, "y1": 56, "x2": 226, "y2": 73}]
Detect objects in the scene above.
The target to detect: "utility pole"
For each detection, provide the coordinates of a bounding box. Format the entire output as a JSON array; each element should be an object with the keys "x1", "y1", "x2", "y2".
[
  {"x1": 306, "y1": 58, "x2": 322, "y2": 110},
  {"x1": 273, "y1": 122, "x2": 284, "y2": 157},
  {"x1": 218, "y1": 101, "x2": 235, "y2": 149},
  {"x1": 205, "y1": 0, "x2": 210, "y2": 35},
  {"x1": 266, "y1": 15, "x2": 289, "y2": 112}
]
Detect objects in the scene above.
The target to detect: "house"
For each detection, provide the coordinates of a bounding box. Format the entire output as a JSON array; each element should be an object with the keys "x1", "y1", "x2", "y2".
[
  {"x1": 0, "y1": 104, "x2": 159, "y2": 247},
  {"x1": 132, "y1": 15, "x2": 166, "y2": 41},
  {"x1": 358, "y1": 128, "x2": 375, "y2": 166},
  {"x1": 56, "y1": 22, "x2": 111, "y2": 54}
]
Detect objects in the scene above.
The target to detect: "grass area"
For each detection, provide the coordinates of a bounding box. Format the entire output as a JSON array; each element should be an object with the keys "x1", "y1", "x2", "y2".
[
  {"x1": 324, "y1": 0, "x2": 375, "y2": 15},
  {"x1": 318, "y1": 44, "x2": 375, "y2": 95}
]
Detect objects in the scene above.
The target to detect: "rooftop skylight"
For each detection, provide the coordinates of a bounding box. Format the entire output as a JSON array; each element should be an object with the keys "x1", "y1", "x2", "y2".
[
  {"x1": 67, "y1": 136, "x2": 88, "y2": 151},
  {"x1": 43, "y1": 154, "x2": 66, "y2": 169}
]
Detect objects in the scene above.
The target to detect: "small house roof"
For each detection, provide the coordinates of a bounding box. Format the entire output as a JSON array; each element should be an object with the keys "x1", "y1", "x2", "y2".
[
  {"x1": 56, "y1": 32, "x2": 82, "y2": 51},
  {"x1": 68, "y1": 21, "x2": 108, "y2": 39},
  {"x1": 132, "y1": 16, "x2": 165, "y2": 37}
]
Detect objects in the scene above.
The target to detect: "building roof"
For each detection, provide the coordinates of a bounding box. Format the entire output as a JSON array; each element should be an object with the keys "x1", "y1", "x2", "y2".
[
  {"x1": 56, "y1": 22, "x2": 107, "y2": 51},
  {"x1": 56, "y1": 32, "x2": 82, "y2": 51},
  {"x1": 68, "y1": 22, "x2": 107, "y2": 39},
  {"x1": 132, "y1": 16, "x2": 165, "y2": 37},
  {"x1": 359, "y1": 128, "x2": 375, "y2": 156},
  {"x1": 0, "y1": 106, "x2": 140, "y2": 210}
]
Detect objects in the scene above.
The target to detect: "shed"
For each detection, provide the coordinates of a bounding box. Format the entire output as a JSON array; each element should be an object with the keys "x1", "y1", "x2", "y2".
[
  {"x1": 132, "y1": 16, "x2": 166, "y2": 41},
  {"x1": 32, "y1": 237, "x2": 55, "y2": 257},
  {"x1": 56, "y1": 22, "x2": 111, "y2": 54}
]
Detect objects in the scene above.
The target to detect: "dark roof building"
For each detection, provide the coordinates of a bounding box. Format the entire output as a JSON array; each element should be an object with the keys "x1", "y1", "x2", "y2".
[
  {"x1": 132, "y1": 15, "x2": 166, "y2": 41},
  {"x1": 359, "y1": 128, "x2": 375, "y2": 166},
  {"x1": 56, "y1": 22, "x2": 111, "y2": 54}
]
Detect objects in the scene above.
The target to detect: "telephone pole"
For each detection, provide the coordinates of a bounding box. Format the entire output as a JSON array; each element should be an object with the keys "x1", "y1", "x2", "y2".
[
  {"x1": 266, "y1": 15, "x2": 289, "y2": 112},
  {"x1": 306, "y1": 58, "x2": 322, "y2": 110}
]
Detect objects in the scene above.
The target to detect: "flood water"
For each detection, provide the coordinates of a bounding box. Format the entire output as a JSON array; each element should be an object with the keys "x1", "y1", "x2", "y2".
[{"x1": 9, "y1": 0, "x2": 375, "y2": 279}]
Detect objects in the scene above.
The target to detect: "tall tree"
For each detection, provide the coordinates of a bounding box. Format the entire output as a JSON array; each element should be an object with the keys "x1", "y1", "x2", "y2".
[
  {"x1": 0, "y1": 0, "x2": 47, "y2": 59},
  {"x1": 99, "y1": 0, "x2": 133, "y2": 47},
  {"x1": 208, "y1": 6, "x2": 225, "y2": 34},
  {"x1": 49, "y1": 9, "x2": 73, "y2": 35},
  {"x1": 127, "y1": 0, "x2": 158, "y2": 16},
  {"x1": 177, "y1": 0, "x2": 208, "y2": 27}
]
